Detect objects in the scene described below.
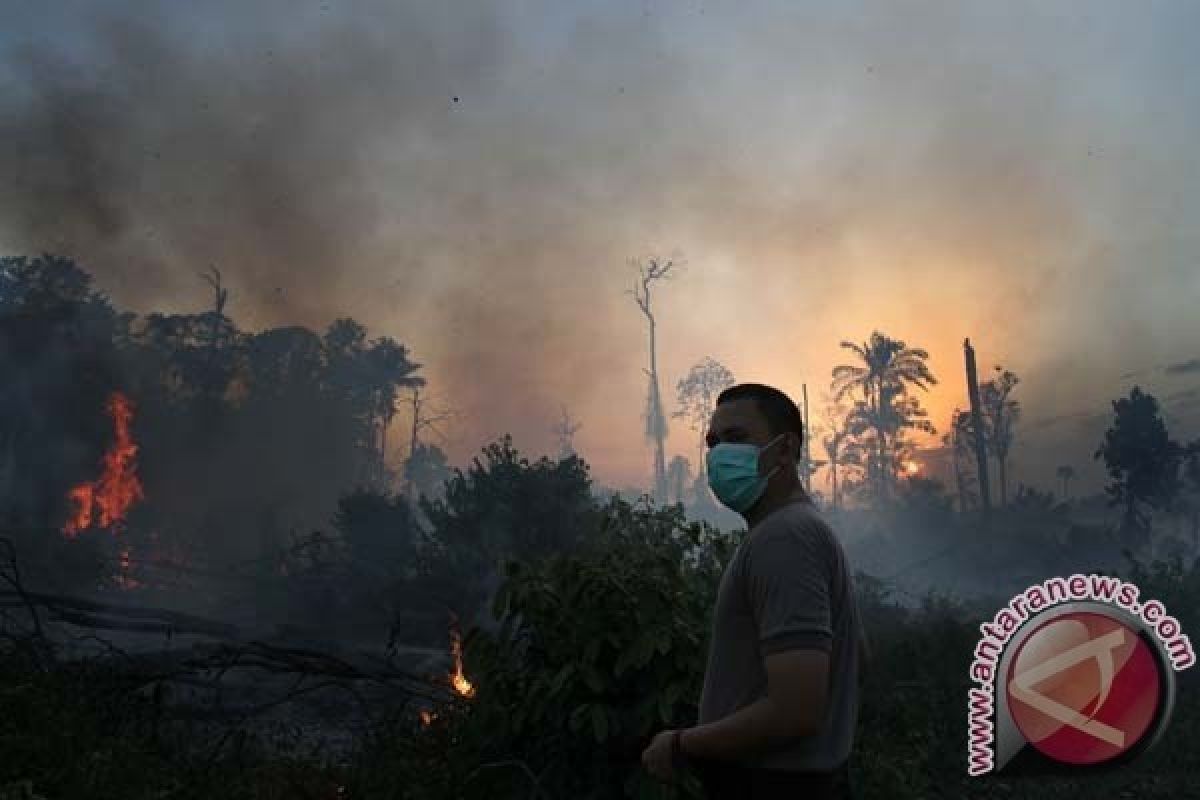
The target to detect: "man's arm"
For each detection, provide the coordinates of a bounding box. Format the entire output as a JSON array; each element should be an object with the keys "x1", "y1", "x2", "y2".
[{"x1": 680, "y1": 648, "x2": 830, "y2": 760}]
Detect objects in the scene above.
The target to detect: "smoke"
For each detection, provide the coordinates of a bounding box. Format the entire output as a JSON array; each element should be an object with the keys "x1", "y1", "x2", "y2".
[{"x1": 3, "y1": 2, "x2": 1199, "y2": 492}]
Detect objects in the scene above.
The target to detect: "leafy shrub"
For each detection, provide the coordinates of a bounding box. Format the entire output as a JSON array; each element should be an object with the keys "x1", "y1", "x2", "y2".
[{"x1": 388, "y1": 497, "x2": 736, "y2": 800}]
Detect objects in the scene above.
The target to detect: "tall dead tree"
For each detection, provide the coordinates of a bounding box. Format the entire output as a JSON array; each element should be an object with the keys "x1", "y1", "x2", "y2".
[
  {"x1": 201, "y1": 266, "x2": 228, "y2": 351},
  {"x1": 629, "y1": 257, "x2": 675, "y2": 503},
  {"x1": 963, "y1": 338, "x2": 992, "y2": 520},
  {"x1": 200, "y1": 266, "x2": 229, "y2": 396},
  {"x1": 404, "y1": 386, "x2": 456, "y2": 500}
]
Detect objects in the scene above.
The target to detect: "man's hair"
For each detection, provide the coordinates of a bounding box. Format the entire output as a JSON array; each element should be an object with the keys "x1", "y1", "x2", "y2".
[{"x1": 716, "y1": 383, "x2": 804, "y2": 462}]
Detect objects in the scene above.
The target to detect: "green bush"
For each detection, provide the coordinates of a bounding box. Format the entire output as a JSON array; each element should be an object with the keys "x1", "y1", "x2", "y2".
[{"x1": 366, "y1": 496, "x2": 736, "y2": 800}]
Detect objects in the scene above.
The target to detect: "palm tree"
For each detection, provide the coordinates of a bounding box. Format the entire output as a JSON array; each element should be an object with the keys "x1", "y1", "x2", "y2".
[
  {"x1": 831, "y1": 332, "x2": 937, "y2": 504},
  {"x1": 1056, "y1": 464, "x2": 1076, "y2": 502}
]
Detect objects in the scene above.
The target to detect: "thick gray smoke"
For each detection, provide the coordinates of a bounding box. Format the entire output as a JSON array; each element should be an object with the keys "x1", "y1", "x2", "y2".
[{"x1": 3, "y1": 2, "x2": 1199, "y2": 492}]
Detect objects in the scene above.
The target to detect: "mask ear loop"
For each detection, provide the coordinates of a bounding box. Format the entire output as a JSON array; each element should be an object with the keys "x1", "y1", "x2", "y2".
[{"x1": 758, "y1": 433, "x2": 788, "y2": 480}]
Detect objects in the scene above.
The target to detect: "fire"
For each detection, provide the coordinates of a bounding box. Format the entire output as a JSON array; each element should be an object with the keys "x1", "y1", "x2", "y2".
[
  {"x1": 64, "y1": 392, "x2": 145, "y2": 537},
  {"x1": 903, "y1": 460, "x2": 921, "y2": 476},
  {"x1": 449, "y1": 622, "x2": 475, "y2": 698},
  {"x1": 418, "y1": 709, "x2": 436, "y2": 726}
]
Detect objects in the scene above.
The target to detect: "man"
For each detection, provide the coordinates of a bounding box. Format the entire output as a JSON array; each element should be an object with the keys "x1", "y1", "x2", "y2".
[{"x1": 641, "y1": 383, "x2": 863, "y2": 799}]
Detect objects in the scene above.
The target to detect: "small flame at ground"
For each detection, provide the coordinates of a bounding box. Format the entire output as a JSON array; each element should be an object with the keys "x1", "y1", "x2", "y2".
[
  {"x1": 419, "y1": 709, "x2": 436, "y2": 726},
  {"x1": 64, "y1": 392, "x2": 145, "y2": 537},
  {"x1": 450, "y1": 622, "x2": 474, "y2": 698},
  {"x1": 903, "y1": 460, "x2": 921, "y2": 476}
]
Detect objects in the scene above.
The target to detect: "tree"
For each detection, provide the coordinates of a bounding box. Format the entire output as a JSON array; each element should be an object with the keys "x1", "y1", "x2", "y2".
[
  {"x1": 666, "y1": 455, "x2": 692, "y2": 507},
  {"x1": 962, "y1": 339, "x2": 992, "y2": 518},
  {"x1": 403, "y1": 386, "x2": 456, "y2": 501},
  {"x1": 1181, "y1": 442, "x2": 1200, "y2": 549},
  {"x1": 672, "y1": 357, "x2": 735, "y2": 477},
  {"x1": 551, "y1": 405, "x2": 583, "y2": 461},
  {"x1": 831, "y1": 331, "x2": 937, "y2": 505},
  {"x1": 1094, "y1": 386, "x2": 1185, "y2": 539},
  {"x1": 1056, "y1": 464, "x2": 1076, "y2": 502},
  {"x1": 363, "y1": 336, "x2": 424, "y2": 488},
  {"x1": 420, "y1": 436, "x2": 598, "y2": 620},
  {"x1": 945, "y1": 409, "x2": 978, "y2": 513},
  {"x1": 628, "y1": 257, "x2": 677, "y2": 503},
  {"x1": 980, "y1": 368, "x2": 1021, "y2": 506},
  {"x1": 819, "y1": 400, "x2": 853, "y2": 511},
  {"x1": 404, "y1": 442, "x2": 452, "y2": 501},
  {"x1": 332, "y1": 487, "x2": 421, "y2": 577}
]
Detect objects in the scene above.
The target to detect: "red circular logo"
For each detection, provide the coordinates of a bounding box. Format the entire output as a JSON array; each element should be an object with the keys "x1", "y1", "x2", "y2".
[{"x1": 1005, "y1": 611, "x2": 1162, "y2": 765}]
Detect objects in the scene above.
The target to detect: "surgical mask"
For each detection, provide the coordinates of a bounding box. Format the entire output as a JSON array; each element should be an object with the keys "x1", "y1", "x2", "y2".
[{"x1": 705, "y1": 433, "x2": 786, "y2": 514}]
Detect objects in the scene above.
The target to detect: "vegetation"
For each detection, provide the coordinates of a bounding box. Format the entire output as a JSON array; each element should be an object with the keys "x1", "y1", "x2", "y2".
[{"x1": 4, "y1": 256, "x2": 1200, "y2": 799}]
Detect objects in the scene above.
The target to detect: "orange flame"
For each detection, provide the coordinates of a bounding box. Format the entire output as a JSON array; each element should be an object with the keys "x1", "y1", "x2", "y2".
[
  {"x1": 450, "y1": 623, "x2": 474, "y2": 698},
  {"x1": 64, "y1": 392, "x2": 145, "y2": 537},
  {"x1": 418, "y1": 709, "x2": 436, "y2": 726},
  {"x1": 903, "y1": 460, "x2": 921, "y2": 476}
]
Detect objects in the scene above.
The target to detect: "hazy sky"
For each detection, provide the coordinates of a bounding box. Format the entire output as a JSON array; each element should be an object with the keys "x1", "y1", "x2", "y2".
[{"x1": 3, "y1": 1, "x2": 1198, "y2": 495}]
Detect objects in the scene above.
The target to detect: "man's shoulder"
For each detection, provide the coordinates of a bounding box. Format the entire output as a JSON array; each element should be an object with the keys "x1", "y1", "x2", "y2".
[
  {"x1": 753, "y1": 501, "x2": 835, "y2": 544},
  {"x1": 747, "y1": 501, "x2": 839, "y2": 563}
]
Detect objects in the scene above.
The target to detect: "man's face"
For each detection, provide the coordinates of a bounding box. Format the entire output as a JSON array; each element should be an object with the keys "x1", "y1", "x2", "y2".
[
  {"x1": 706, "y1": 397, "x2": 772, "y2": 451},
  {"x1": 706, "y1": 397, "x2": 800, "y2": 478}
]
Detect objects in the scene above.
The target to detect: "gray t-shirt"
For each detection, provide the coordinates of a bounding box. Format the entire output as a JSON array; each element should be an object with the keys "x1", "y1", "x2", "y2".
[{"x1": 697, "y1": 498, "x2": 861, "y2": 771}]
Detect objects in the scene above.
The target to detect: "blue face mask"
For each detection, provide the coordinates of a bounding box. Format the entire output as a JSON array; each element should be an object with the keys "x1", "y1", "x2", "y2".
[{"x1": 705, "y1": 433, "x2": 786, "y2": 514}]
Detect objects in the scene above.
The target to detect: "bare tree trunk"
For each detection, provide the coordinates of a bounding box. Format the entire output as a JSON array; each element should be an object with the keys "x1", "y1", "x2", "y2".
[
  {"x1": 649, "y1": 319, "x2": 666, "y2": 503},
  {"x1": 964, "y1": 338, "x2": 992, "y2": 521}
]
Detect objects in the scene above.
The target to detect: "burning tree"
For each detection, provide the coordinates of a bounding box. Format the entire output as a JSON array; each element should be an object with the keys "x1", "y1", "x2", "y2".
[{"x1": 63, "y1": 392, "x2": 145, "y2": 537}]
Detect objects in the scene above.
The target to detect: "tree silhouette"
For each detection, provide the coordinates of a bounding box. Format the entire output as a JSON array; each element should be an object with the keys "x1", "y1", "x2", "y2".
[
  {"x1": 1094, "y1": 386, "x2": 1184, "y2": 539},
  {"x1": 628, "y1": 257, "x2": 676, "y2": 503},
  {"x1": 552, "y1": 405, "x2": 583, "y2": 461},
  {"x1": 666, "y1": 455, "x2": 692, "y2": 507},
  {"x1": 1056, "y1": 464, "x2": 1076, "y2": 502},
  {"x1": 403, "y1": 442, "x2": 451, "y2": 502},
  {"x1": 980, "y1": 368, "x2": 1021, "y2": 506},
  {"x1": 673, "y1": 356, "x2": 735, "y2": 477},
  {"x1": 945, "y1": 409, "x2": 978, "y2": 512},
  {"x1": 832, "y1": 334, "x2": 937, "y2": 506}
]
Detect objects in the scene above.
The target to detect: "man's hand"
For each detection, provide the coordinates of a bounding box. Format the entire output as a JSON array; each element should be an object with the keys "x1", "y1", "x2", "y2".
[{"x1": 640, "y1": 729, "x2": 679, "y2": 782}]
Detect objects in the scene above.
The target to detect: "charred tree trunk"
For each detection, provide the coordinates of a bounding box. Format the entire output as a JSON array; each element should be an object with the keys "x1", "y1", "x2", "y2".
[
  {"x1": 964, "y1": 338, "x2": 992, "y2": 522},
  {"x1": 631, "y1": 259, "x2": 674, "y2": 504},
  {"x1": 648, "y1": 317, "x2": 666, "y2": 503}
]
